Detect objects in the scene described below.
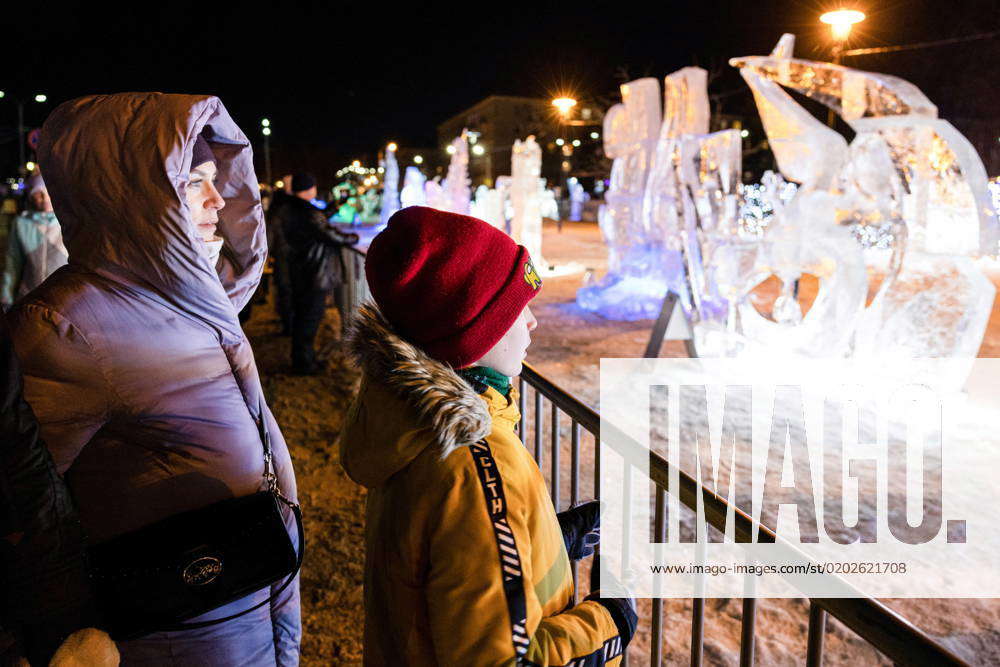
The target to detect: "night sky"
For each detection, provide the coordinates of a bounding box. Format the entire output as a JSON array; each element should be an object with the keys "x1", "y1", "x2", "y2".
[{"x1": 3, "y1": 0, "x2": 998, "y2": 181}]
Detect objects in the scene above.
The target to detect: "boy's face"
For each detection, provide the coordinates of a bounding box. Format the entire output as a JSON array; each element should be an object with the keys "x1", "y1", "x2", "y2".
[{"x1": 472, "y1": 305, "x2": 537, "y2": 377}]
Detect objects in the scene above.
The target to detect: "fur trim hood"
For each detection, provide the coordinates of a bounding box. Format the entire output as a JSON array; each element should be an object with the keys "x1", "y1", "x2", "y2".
[{"x1": 340, "y1": 303, "x2": 492, "y2": 488}]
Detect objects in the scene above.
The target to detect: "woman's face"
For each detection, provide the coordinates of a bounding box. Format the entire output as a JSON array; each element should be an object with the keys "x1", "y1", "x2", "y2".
[
  {"x1": 472, "y1": 305, "x2": 538, "y2": 377},
  {"x1": 185, "y1": 161, "x2": 225, "y2": 241}
]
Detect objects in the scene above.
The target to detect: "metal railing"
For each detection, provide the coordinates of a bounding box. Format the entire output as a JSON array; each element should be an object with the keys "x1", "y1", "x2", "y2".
[
  {"x1": 517, "y1": 362, "x2": 968, "y2": 666},
  {"x1": 340, "y1": 246, "x2": 371, "y2": 318},
  {"x1": 344, "y1": 244, "x2": 967, "y2": 666}
]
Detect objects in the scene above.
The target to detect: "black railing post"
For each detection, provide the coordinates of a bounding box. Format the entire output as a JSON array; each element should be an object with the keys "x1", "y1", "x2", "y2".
[
  {"x1": 534, "y1": 389, "x2": 543, "y2": 465},
  {"x1": 740, "y1": 598, "x2": 757, "y2": 667},
  {"x1": 806, "y1": 603, "x2": 826, "y2": 667},
  {"x1": 551, "y1": 403, "x2": 560, "y2": 509},
  {"x1": 651, "y1": 487, "x2": 666, "y2": 666}
]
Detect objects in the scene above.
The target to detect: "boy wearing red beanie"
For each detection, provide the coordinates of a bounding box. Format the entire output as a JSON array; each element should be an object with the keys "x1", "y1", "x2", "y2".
[{"x1": 340, "y1": 207, "x2": 635, "y2": 665}]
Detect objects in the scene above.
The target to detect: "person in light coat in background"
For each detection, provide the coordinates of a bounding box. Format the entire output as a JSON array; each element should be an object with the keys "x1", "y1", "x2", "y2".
[
  {"x1": 0, "y1": 174, "x2": 68, "y2": 310},
  {"x1": 6, "y1": 92, "x2": 300, "y2": 666}
]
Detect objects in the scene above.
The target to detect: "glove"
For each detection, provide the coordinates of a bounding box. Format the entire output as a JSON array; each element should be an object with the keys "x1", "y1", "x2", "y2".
[
  {"x1": 586, "y1": 556, "x2": 638, "y2": 647},
  {"x1": 556, "y1": 500, "x2": 600, "y2": 561}
]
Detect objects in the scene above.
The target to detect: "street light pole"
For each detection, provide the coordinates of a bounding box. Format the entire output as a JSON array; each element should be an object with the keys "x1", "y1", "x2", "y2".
[
  {"x1": 819, "y1": 9, "x2": 866, "y2": 127},
  {"x1": 261, "y1": 118, "x2": 272, "y2": 186},
  {"x1": 17, "y1": 101, "x2": 24, "y2": 169},
  {"x1": 4, "y1": 93, "x2": 48, "y2": 174}
]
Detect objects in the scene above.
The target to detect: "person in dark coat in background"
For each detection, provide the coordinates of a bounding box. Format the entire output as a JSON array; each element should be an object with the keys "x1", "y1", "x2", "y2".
[
  {"x1": 281, "y1": 173, "x2": 358, "y2": 374},
  {"x1": 266, "y1": 176, "x2": 294, "y2": 335},
  {"x1": 0, "y1": 315, "x2": 119, "y2": 666}
]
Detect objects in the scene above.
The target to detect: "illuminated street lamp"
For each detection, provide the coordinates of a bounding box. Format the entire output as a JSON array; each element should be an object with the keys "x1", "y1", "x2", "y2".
[
  {"x1": 472, "y1": 144, "x2": 485, "y2": 156},
  {"x1": 413, "y1": 155, "x2": 424, "y2": 165},
  {"x1": 552, "y1": 96, "x2": 577, "y2": 118},
  {"x1": 820, "y1": 9, "x2": 865, "y2": 126},
  {"x1": 387, "y1": 142, "x2": 397, "y2": 152},
  {"x1": 820, "y1": 9, "x2": 866, "y2": 42}
]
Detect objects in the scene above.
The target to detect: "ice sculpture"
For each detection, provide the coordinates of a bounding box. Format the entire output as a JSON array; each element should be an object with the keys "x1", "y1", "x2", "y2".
[
  {"x1": 649, "y1": 67, "x2": 715, "y2": 319},
  {"x1": 577, "y1": 34, "x2": 996, "y2": 377},
  {"x1": 540, "y1": 186, "x2": 560, "y2": 221},
  {"x1": 400, "y1": 166, "x2": 426, "y2": 208},
  {"x1": 730, "y1": 34, "x2": 997, "y2": 369},
  {"x1": 440, "y1": 131, "x2": 471, "y2": 215},
  {"x1": 495, "y1": 176, "x2": 514, "y2": 234},
  {"x1": 424, "y1": 178, "x2": 447, "y2": 211},
  {"x1": 576, "y1": 78, "x2": 664, "y2": 319},
  {"x1": 510, "y1": 136, "x2": 547, "y2": 268},
  {"x1": 472, "y1": 184, "x2": 505, "y2": 229},
  {"x1": 739, "y1": 171, "x2": 798, "y2": 237},
  {"x1": 568, "y1": 178, "x2": 588, "y2": 221},
  {"x1": 379, "y1": 144, "x2": 400, "y2": 226}
]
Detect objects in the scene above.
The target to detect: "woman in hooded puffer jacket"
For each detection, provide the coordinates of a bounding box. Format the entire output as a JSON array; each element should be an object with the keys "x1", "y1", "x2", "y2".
[{"x1": 6, "y1": 93, "x2": 300, "y2": 666}]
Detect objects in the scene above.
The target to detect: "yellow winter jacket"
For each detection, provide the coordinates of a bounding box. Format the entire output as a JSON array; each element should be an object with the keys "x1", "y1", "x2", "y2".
[{"x1": 341, "y1": 304, "x2": 622, "y2": 666}]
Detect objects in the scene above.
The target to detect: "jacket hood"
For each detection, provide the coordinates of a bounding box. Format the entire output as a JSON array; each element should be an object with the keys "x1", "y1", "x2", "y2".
[
  {"x1": 38, "y1": 93, "x2": 266, "y2": 344},
  {"x1": 340, "y1": 302, "x2": 492, "y2": 488}
]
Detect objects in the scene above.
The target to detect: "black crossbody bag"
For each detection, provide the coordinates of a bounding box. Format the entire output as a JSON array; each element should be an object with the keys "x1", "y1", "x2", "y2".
[{"x1": 87, "y1": 402, "x2": 304, "y2": 640}]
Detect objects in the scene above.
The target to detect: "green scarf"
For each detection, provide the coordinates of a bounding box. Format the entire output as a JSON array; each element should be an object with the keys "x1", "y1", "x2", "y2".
[{"x1": 457, "y1": 366, "x2": 512, "y2": 398}]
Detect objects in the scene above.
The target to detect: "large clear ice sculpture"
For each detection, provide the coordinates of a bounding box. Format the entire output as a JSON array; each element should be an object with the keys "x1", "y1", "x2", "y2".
[
  {"x1": 511, "y1": 136, "x2": 547, "y2": 268},
  {"x1": 379, "y1": 144, "x2": 400, "y2": 226},
  {"x1": 441, "y1": 131, "x2": 471, "y2": 215},
  {"x1": 400, "y1": 166, "x2": 426, "y2": 208},
  {"x1": 576, "y1": 77, "x2": 666, "y2": 320},
  {"x1": 728, "y1": 34, "x2": 997, "y2": 378}
]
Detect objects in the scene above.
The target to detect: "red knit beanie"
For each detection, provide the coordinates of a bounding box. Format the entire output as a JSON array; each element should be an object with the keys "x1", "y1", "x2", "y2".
[{"x1": 365, "y1": 206, "x2": 542, "y2": 368}]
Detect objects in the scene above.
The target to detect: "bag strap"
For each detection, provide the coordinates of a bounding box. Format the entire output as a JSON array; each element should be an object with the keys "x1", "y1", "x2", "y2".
[
  {"x1": 159, "y1": 398, "x2": 303, "y2": 631},
  {"x1": 160, "y1": 496, "x2": 304, "y2": 631},
  {"x1": 468, "y1": 439, "x2": 530, "y2": 661}
]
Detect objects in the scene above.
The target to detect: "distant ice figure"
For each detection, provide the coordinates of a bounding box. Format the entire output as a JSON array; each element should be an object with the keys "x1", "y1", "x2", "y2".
[
  {"x1": 568, "y1": 178, "x2": 589, "y2": 221},
  {"x1": 539, "y1": 185, "x2": 560, "y2": 221},
  {"x1": 379, "y1": 144, "x2": 400, "y2": 226},
  {"x1": 424, "y1": 178, "x2": 447, "y2": 211},
  {"x1": 495, "y1": 176, "x2": 513, "y2": 234},
  {"x1": 441, "y1": 131, "x2": 471, "y2": 214},
  {"x1": 472, "y1": 184, "x2": 504, "y2": 229},
  {"x1": 511, "y1": 136, "x2": 547, "y2": 268},
  {"x1": 400, "y1": 166, "x2": 426, "y2": 208}
]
